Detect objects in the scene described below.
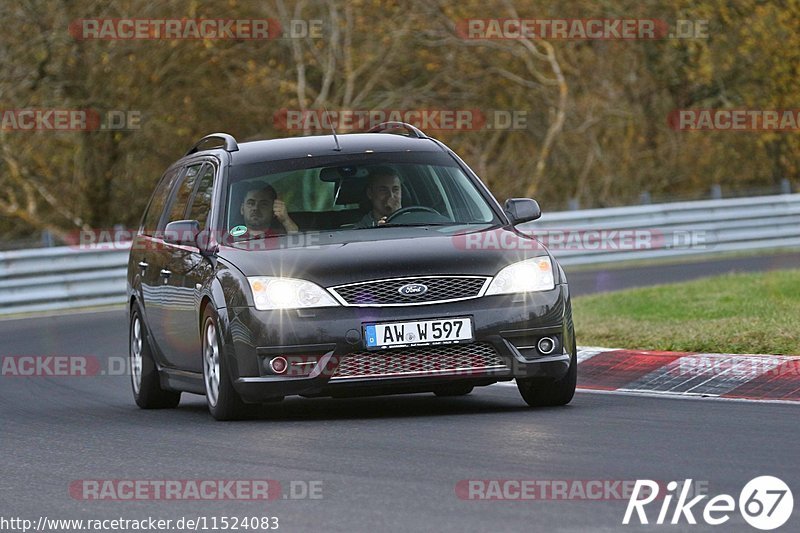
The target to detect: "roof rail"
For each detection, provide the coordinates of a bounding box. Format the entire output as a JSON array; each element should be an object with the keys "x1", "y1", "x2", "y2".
[
  {"x1": 367, "y1": 122, "x2": 428, "y2": 139},
  {"x1": 185, "y1": 133, "x2": 239, "y2": 156}
]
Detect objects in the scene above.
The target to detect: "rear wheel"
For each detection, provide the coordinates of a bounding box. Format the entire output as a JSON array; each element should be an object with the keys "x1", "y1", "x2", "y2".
[
  {"x1": 129, "y1": 305, "x2": 181, "y2": 409},
  {"x1": 202, "y1": 309, "x2": 248, "y2": 420},
  {"x1": 517, "y1": 338, "x2": 577, "y2": 407}
]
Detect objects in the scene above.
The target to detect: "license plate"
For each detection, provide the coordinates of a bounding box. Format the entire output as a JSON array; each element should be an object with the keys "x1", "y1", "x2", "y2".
[{"x1": 364, "y1": 317, "x2": 473, "y2": 349}]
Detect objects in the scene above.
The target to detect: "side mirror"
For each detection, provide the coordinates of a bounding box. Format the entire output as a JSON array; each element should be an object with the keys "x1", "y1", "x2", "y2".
[
  {"x1": 504, "y1": 198, "x2": 541, "y2": 225},
  {"x1": 164, "y1": 220, "x2": 201, "y2": 247}
]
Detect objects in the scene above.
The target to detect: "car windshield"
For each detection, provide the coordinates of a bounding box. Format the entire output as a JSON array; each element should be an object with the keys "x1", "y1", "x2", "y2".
[{"x1": 223, "y1": 151, "x2": 498, "y2": 239}]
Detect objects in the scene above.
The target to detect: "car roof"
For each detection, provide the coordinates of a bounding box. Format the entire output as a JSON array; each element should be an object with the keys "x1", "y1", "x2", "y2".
[{"x1": 213, "y1": 133, "x2": 446, "y2": 166}]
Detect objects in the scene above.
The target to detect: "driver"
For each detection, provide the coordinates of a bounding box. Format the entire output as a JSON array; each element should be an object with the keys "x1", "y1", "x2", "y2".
[{"x1": 354, "y1": 167, "x2": 402, "y2": 228}]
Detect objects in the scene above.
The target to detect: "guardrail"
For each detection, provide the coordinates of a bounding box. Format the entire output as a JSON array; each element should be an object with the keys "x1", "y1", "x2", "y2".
[
  {"x1": 0, "y1": 246, "x2": 130, "y2": 316},
  {"x1": 1, "y1": 193, "x2": 799, "y2": 316},
  {"x1": 519, "y1": 193, "x2": 800, "y2": 266}
]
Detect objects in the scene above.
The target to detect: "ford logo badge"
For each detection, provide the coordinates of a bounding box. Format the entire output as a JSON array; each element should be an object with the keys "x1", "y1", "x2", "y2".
[{"x1": 398, "y1": 283, "x2": 428, "y2": 296}]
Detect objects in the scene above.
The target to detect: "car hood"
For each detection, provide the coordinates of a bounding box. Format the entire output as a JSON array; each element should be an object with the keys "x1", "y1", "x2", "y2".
[{"x1": 216, "y1": 225, "x2": 552, "y2": 287}]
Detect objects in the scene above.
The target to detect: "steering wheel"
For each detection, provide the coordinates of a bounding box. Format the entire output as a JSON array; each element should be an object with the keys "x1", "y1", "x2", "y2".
[{"x1": 384, "y1": 206, "x2": 441, "y2": 223}]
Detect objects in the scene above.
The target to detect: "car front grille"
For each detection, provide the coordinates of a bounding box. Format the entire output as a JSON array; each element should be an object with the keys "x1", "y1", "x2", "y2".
[
  {"x1": 329, "y1": 276, "x2": 490, "y2": 306},
  {"x1": 330, "y1": 343, "x2": 507, "y2": 380}
]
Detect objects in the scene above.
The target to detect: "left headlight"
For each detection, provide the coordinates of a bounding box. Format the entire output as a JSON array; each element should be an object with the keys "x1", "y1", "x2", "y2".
[
  {"x1": 247, "y1": 276, "x2": 340, "y2": 310},
  {"x1": 485, "y1": 257, "x2": 555, "y2": 295}
]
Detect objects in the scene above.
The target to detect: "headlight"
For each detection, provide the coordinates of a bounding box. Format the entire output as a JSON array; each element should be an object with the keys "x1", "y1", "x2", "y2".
[
  {"x1": 247, "y1": 277, "x2": 339, "y2": 310},
  {"x1": 485, "y1": 257, "x2": 555, "y2": 295}
]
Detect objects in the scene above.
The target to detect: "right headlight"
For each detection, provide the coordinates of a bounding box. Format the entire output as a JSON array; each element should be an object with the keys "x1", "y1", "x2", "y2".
[
  {"x1": 247, "y1": 276, "x2": 340, "y2": 311},
  {"x1": 485, "y1": 257, "x2": 555, "y2": 295}
]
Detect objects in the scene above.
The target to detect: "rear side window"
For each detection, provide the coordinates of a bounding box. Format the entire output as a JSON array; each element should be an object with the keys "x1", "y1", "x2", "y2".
[
  {"x1": 166, "y1": 164, "x2": 202, "y2": 224},
  {"x1": 141, "y1": 168, "x2": 181, "y2": 236},
  {"x1": 186, "y1": 164, "x2": 216, "y2": 229}
]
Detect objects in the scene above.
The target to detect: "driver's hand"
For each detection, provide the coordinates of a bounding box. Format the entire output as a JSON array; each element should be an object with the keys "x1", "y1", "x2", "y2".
[{"x1": 377, "y1": 216, "x2": 388, "y2": 226}]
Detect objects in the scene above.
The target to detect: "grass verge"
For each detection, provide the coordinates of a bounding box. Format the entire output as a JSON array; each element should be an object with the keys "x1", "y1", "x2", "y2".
[{"x1": 572, "y1": 269, "x2": 800, "y2": 355}]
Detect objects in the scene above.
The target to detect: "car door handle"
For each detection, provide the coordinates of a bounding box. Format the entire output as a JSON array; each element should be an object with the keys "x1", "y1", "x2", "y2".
[
  {"x1": 160, "y1": 269, "x2": 172, "y2": 278},
  {"x1": 138, "y1": 261, "x2": 148, "y2": 271}
]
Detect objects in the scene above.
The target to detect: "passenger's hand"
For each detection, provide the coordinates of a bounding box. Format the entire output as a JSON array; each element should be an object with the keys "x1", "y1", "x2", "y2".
[
  {"x1": 273, "y1": 200, "x2": 289, "y2": 222},
  {"x1": 273, "y1": 200, "x2": 299, "y2": 234}
]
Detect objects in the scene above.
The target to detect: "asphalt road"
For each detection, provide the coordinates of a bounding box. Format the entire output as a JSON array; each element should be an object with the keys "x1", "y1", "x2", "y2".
[
  {"x1": 564, "y1": 250, "x2": 800, "y2": 295},
  {"x1": 2, "y1": 254, "x2": 799, "y2": 532}
]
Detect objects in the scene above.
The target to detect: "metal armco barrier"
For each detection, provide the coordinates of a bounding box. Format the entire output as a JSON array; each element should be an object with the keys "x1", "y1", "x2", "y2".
[
  {"x1": 1, "y1": 193, "x2": 799, "y2": 316},
  {"x1": 519, "y1": 193, "x2": 800, "y2": 266},
  {"x1": 0, "y1": 246, "x2": 130, "y2": 315}
]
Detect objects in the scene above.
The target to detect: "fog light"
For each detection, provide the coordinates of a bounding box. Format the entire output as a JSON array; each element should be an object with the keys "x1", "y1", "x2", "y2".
[
  {"x1": 269, "y1": 356, "x2": 288, "y2": 374},
  {"x1": 537, "y1": 336, "x2": 557, "y2": 355}
]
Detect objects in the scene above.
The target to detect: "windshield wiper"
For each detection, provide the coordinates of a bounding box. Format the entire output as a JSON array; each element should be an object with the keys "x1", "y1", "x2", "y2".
[
  {"x1": 231, "y1": 233, "x2": 284, "y2": 242},
  {"x1": 378, "y1": 221, "x2": 498, "y2": 228},
  {"x1": 376, "y1": 222, "x2": 454, "y2": 228}
]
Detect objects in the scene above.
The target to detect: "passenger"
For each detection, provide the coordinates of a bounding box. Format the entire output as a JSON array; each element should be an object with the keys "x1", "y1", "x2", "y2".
[{"x1": 235, "y1": 185, "x2": 298, "y2": 238}]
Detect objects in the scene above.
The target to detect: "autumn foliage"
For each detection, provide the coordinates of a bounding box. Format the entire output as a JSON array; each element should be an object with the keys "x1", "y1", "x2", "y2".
[{"x1": 1, "y1": 0, "x2": 797, "y2": 241}]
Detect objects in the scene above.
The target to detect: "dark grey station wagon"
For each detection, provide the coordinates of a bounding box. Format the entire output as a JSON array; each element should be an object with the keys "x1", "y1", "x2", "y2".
[{"x1": 127, "y1": 122, "x2": 576, "y2": 420}]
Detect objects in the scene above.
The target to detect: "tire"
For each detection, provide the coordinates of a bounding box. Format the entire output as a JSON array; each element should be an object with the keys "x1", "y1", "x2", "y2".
[
  {"x1": 516, "y1": 337, "x2": 577, "y2": 407},
  {"x1": 433, "y1": 384, "x2": 474, "y2": 397},
  {"x1": 202, "y1": 308, "x2": 248, "y2": 421},
  {"x1": 129, "y1": 304, "x2": 181, "y2": 409}
]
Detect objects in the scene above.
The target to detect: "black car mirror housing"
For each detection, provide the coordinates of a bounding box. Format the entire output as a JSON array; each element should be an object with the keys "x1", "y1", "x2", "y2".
[
  {"x1": 164, "y1": 220, "x2": 201, "y2": 247},
  {"x1": 504, "y1": 198, "x2": 542, "y2": 225}
]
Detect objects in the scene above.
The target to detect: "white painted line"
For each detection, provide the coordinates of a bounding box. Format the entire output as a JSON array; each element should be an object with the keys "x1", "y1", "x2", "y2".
[
  {"x1": 491, "y1": 382, "x2": 800, "y2": 404},
  {"x1": 578, "y1": 387, "x2": 800, "y2": 406},
  {"x1": 576, "y1": 347, "x2": 615, "y2": 363},
  {"x1": 622, "y1": 353, "x2": 790, "y2": 396}
]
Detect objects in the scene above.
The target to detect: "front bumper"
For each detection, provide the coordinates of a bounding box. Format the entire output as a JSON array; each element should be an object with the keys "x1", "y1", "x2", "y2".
[{"x1": 219, "y1": 283, "x2": 574, "y2": 402}]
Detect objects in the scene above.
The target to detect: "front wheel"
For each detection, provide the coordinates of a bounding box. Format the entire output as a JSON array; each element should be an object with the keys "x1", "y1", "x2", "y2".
[
  {"x1": 202, "y1": 309, "x2": 248, "y2": 420},
  {"x1": 129, "y1": 305, "x2": 181, "y2": 409},
  {"x1": 517, "y1": 340, "x2": 577, "y2": 407}
]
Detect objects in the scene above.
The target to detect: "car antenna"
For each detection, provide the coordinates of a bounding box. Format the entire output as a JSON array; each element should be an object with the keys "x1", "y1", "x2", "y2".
[{"x1": 323, "y1": 105, "x2": 341, "y2": 151}]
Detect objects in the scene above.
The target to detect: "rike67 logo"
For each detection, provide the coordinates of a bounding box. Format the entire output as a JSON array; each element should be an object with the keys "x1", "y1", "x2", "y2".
[{"x1": 624, "y1": 477, "x2": 793, "y2": 530}]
